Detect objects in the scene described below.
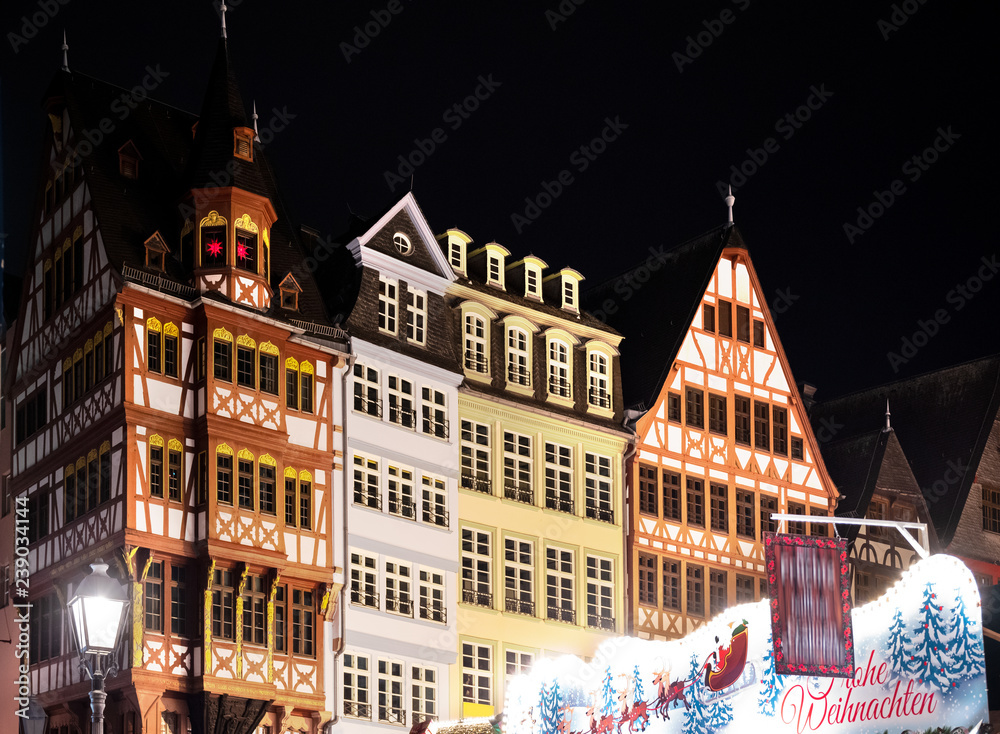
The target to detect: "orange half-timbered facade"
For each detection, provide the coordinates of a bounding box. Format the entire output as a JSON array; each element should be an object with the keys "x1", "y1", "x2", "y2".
[
  {"x1": 9, "y1": 36, "x2": 349, "y2": 734},
  {"x1": 587, "y1": 225, "x2": 839, "y2": 641}
]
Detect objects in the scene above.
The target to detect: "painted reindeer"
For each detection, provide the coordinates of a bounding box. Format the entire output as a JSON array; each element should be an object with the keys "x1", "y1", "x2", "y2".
[
  {"x1": 585, "y1": 694, "x2": 616, "y2": 734},
  {"x1": 614, "y1": 675, "x2": 650, "y2": 733},
  {"x1": 651, "y1": 668, "x2": 691, "y2": 720},
  {"x1": 555, "y1": 705, "x2": 574, "y2": 734}
]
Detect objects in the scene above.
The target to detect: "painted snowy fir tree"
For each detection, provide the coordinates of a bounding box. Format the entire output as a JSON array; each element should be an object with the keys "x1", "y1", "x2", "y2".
[
  {"x1": 539, "y1": 680, "x2": 563, "y2": 734},
  {"x1": 632, "y1": 664, "x2": 645, "y2": 705},
  {"x1": 887, "y1": 606, "x2": 916, "y2": 677},
  {"x1": 907, "y1": 581, "x2": 956, "y2": 692},
  {"x1": 682, "y1": 654, "x2": 712, "y2": 734},
  {"x1": 949, "y1": 587, "x2": 986, "y2": 681},
  {"x1": 707, "y1": 690, "x2": 733, "y2": 731},
  {"x1": 757, "y1": 628, "x2": 786, "y2": 716},
  {"x1": 601, "y1": 667, "x2": 617, "y2": 719}
]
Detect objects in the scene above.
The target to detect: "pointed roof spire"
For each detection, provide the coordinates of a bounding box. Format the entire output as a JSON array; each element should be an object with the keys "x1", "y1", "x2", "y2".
[
  {"x1": 252, "y1": 100, "x2": 259, "y2": 141},
  {"x1": 220, "y1": 1, "x2": 228, "y2": 39},
  {"x1": 884, "y1": 400, "x2": 892, "y2": 432},
  {"x1": 61, "y1": 31, "x2": 69, "y2": 72},
  {"x1": 725, "y1": 185, "x2": 735, "y2": 225}
]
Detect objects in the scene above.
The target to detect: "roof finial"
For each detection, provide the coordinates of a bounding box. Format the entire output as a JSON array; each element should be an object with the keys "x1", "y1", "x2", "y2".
[
  {"x1": 884, "y1": 400, "x2": 891, "y2": 432},
  {"x1": 725, "y1": 185, "x2": 735, "y2": 225},
  {"x1": 61, "y1": 31, "x2": 69, "y2": 72},
  {"x1": 220, "y1": 1, "x2": 228, "y2": 39},
  {"x1": 252, "y1": 100, "x2": 259, "y2": 141}
]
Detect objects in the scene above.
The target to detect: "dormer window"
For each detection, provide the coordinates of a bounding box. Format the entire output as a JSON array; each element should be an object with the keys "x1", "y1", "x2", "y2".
[
  {"x1": 279, "y1": 273, "x2": 302, "y2": 311},
  {"x1": 449, "y1": 241, "x2": 463, "y2": 269},
  {"x1": 144, "y1": 231, "x2": 170, "y2": 272},
  {"x1": 233, "y1": 127, "x2": 254, "y2": 162},
  {"x1": 393, "y1": 232, "x2": 413, "y2": 256},
  {"x1": 118, "y1": 140, "x2": 141, "y2": 180},
  {"x1": 526, "y1": 266, "x2": 541, "y2": 300},
  {"x1": 439, "y1": 228, "x2": 472, "y2": 278},
  {"x1": 563, "y1": 279, "x2": 576, "y2": 310},
  {"x1": 487, "y1": 253, "x2": 502, "y2": 286}
]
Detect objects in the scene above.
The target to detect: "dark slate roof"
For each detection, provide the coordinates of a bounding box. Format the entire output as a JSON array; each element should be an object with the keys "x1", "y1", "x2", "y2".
[
  {"x1": 582, "y1": 225, "x2": 742, "y2": 411},
  {"x1": 811, "y1": 353, "x2": 1000, "y2": 546},
  {"x1": 49, "y1": 55, "x2": 335, "y2": 329}
]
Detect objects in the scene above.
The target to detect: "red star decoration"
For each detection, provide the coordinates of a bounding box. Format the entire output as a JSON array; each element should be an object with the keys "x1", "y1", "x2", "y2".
[
  {"x1": 237, "y1": 242, "x2": 248, "y2": 260},
  {"x1": 206, "y1": 238, "x2": 222, "y2": 257}
]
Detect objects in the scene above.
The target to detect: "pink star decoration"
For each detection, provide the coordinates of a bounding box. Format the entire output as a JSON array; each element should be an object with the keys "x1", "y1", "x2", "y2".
[{"x1": 206, "y1": 238, "x2": 222, "y2": 257}]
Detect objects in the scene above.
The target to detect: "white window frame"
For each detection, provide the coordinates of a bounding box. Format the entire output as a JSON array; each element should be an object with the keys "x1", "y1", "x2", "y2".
[
  {"x1": 464, "y1": 314, "x2": 488, "y2": 374},
  {"x1": 504, "y1": 537, "x2": 534, "y2": 616},
  {"x1": 587, "y1": 351, "x2": 611, "y2": 409},
  {"x1": 503, "y1": 431, "x2": 533, "y2": 504},
  {"x1": 544, "y1": 442, "x2": 573, "y2": 513},
  {"x1": 546, "y1": 546, "x2": 575, "y2": 624},
  {"x1": 449, "y1": 240, "x2": 464, "y2": 271},
  {"x1": 388, "y1": 465, "x2": 415, "y2": 520},
  {"x1": 421, "y1": 387, "x2": 448, "y2": 439},
  {"x1": 353, "y1": 363, "x2": 381, "y2": 418},
  {"x1": 377, "y1": 658, "x2": 406, "y2": 725},
  {"x1": 385, "y1": 560, "x2": 413, "y2": 617},
  {"x1": 378, "y1": 277, "x2": 398, "y2": 335},
  {"x1": 419, "y1": 569, "x2": 446, "y2": 623},
  {"x1": 584, "y1": 452, "x2": 614, "y2": 523},
  {"x1": 505, "y1": 649, "x2": 535, "y2": 692},
  {"x1": 343, "y1": 652, "x2": 372, "y2": 719},
  {"x1": 350, "y1": 552, "x2": 379, "y2": 609},
  {"x1": 387, "y1": 375, "x2": 415, "y2": 429},
  {"x1": 586, "y1": 555, "x2": 615, "y2": 631},
  {"x1": 547, "y1": 339, "x2": 571, "y2": 399},
  {"x1": 525, "y1": 266, "x2": 541, "y2": 299},
  {"x1": 407, "y1": 289, "x2": 426, "y2": 345},
  {"x1": 421, "y1": 475, "x2": 448, "y2": 527},
  {"x1": 562, "y1": 277, "x2": 578, "y2": 311},
  {"x1": 460, "y1": 420, "x2": 491, "y2": 494},
  {"x1": 392, "y1": 232, "x2": 412, "y2": 255},
  {"x1": 462, "y1": 641, "x2": 493, "y2": 707},
  {"x1": 412, "y1": 665, "x2": 438, "y2": 721},
  {"x1": 461, "y1": 527, "x2": 492, "y2": 608},
  {"x1": 487, "y1": 252, "x2": 503, "y2": 287},
  {"x1": 353, "y1": 455, "x2": 380, "y2": 510},
  {"x1": 506, "y1": 327, "x2": 531, "y2": 387}
]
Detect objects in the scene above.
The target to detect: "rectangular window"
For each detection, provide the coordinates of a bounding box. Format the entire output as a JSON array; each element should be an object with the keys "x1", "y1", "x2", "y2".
[
  {"x1": 686, "y1": 477, "x2": 704, "y2": 527},
  {"x1": 27, "y1": 493, "x2": 50, "y2": 545},
  {"x1": 170, "y1": 565, "x2": 187, "y2": 635},
  {"x1": 718, "y1": 300, "x2": 732, "y2": 337},
  {"x1": 419, "y1": 570, "x2": 446, "y2": 623},
  {"x1": 28, "y1": 594, "x2": 62, "y2": 663},
  {"x1": 505, "y1": 649, "x2": 535, "y2": 693},
  {"x1": 260, "y1": 353, "x2": 278, "y2": 394},
  {"x1": 74, "y1": 354, "x2": 84, "y2": 401},
  {"x1": 299, "y1": 480, "x2": 311, "y2": 529},
  {"x1": 507, "y1": 328, "x2": 531, "y2": 386},
  {"x1": 237, "y1": 346, "x2": 255, "y2": 388},
  {"x1": 638, "y1": 463, "x2": 657, "y2": 516},
  {"x1": 421, "y1": 387, "x2": 448, "y2": 439},
  {"x1": 754, "y1": 402, "x2": 770, "y2": 450},
  {"x1": 144, "y1": 561, "x2": 163, "y2": 632},
  {"x1": 421, "y1": 476, "x2": 448, "y2": 527},
  {"x1": 544, "y1": 442, "x2": 573, "y2": 514},
  {"x1": 736, "y1": 489, "x2": 755, "y2": 539},
  {"x1": 638, "y1": 553, "x2": 656, "y2": 606},
  {"x1": 354, "y1": 363, "x2": 381, "y2": 417},
  {"x1": 703, "y1": 303, "x2": 715, "y2": 332},
  {"x1": 461, "y1": 420, "x2": 491, "y2": 493},
  {"x1": 284, "y1": 476, "x2": 296, "y2": 526},
  {"x1": 546, "y1": 547, "x2": 575, "y2": 624},
  {"x1": 503, "y1": 431, "x2": 532, "y2": 504},
  {"x1": 65, "y1": 470, "x2": 76, "y2": 524},
  {"x1": 387, "y1": 375, "x2": 415, "y2": 428},
  {"x1": 388, "y1": 466, "x2": 415, "y2": 519},
  {"x1": 984, "y1": 486, "x2": 1000, "y2": 534},
  {"x1": 217, "y1": 453, "x2": 233, "y2": 505},
  {"x1": 259, "y1": 464, "x2": 276, "y2": 514},
  {"x1": 587, "y1": 555, "x2": 614, "y2": 631},
  {"x1": 211, "y1": 569, "x2": 234, "y2": 640},
  {"x1": 736, "y1": 305, "x2": 750, "y2": 342},
  {"x1": 242, "y1": 576, "x2": 266, "y2": 646},
  {"x1": 773, "y1": 407, "x2": 788, "y2": 455},
  {"x1": 709, "y1": 569, "x2": 727, "y2": 616},
  {"x1": 685, "y1": 387, "x2": 703, "y2": 428},
  {"x1": 344, "y1": 653, "x2": 371, "y2": 719},
  {"x1": 301, "y1": 371, "x2": 313, "y2": 414},
  {"x1": 85, "y1": 347, "x2": 94, "y2": 389},
  {"x1": 94, "y1": 338, "x2": 104, "y2": 383},
  {"x1": 736, "y1": 574, "x2": 755, "y2": 604},
  {"x1": 286, "y1": 366, "x2": 299, "y2": 410},
  {"x1": 377, "y1": 659, "x2": 405, "y2": 724},
  {"x1": 788, "y1": 502, "x2": 806, "y2": 535},
  {"x1": 760, "y1": 494, "x2": 778, "y2": 536},
  {"x1": 686, "y1": 564, "x2": 704, "y2": 617},
  {"x1": 588, "y1": 352, "x2": 610, "y2": 408},
  {"x1": 791, "y1": 437, "x2": 804, "y2": 461},
  {"x1": 238, "y1": 458, "x2": 254, "y2": 509},
  {"x1": 87, "y1": 455, "x2": 98, "y2": 509},
  {"x1": 213, "y1": 339, "x2": 231, "y2": 381},
  {"x1": 292, "y1": 589, "x2": 315, "y2": 656},
  {"x1": 585, "y1": 453, "x2": 613, "y2": 523},
  {"x1": 353, "y1": 455, "x2": 381, "y2": 510},
  {"x1": 379, "y1": 277, "x2": 398, "y2": 334},
  {"x1": 150, "y1": 446, "x2": 164, "y2": 498},
  {"x1": 462, "y1": 642, "x2": 492, "y2": 706},
  {"x1": 667, "y1": 392, "x2": 681, "y2": 422},
  {"x1": 164, "y1": 332, "x2": 178, "y2": 377},
  {"x1": 196, "y1": 452, "x2": 207, "y2": 505},
  {"x1": 100, "y1": 450, "x2": 111, "y2": 504},
  {"x1": 461, "y1": 528, "x2": 492, "y2": 608},
  {"x1": 168, "y1": 449, "x2": 181, "y2": 501},
  {"x1": 197, "y1": 337, "x2": 206, "y2": 380},
  {"x1": 735, "y1": 396, "x2": 751, "y2": 445},
  {"x1": 710, "y1": 483, "x2": 728, "y2": 532},
  {"x1": 464, "y1": 314, "x2": 488, "y2": 373},
  {"x1": 148, "y1": 329, "x2": 161, "y2": 373},
  {"x1": 385, "y1": 561, "x2": 413, "y2": 616},
  {"x1": 663, "y1": 559, "x2": 681, "y2": 611},
  {"x1": 407, "y1": 290, "x2": 427, "y2": 345},
  {"x1": 504, "y1": 537, "x2": 535, "y2": 616},
  {"x1": 709, "y1": 393, "x2": 727, "y2": 434},
  {"x1": 350, "y1": 552, "x2": 379, "y2": 608},
  {"x1": 753, "y1": 320, "x2": 765, "y2": 348},
  {"x1": 663, "y1": 470, "x2": 681, "y2": 521},
  {"x1": 811, "y1": 509, "x2": 830, "y2": 538},
  {"x1": 547, "y1": 340, "x2": 571, "y2": 398}
]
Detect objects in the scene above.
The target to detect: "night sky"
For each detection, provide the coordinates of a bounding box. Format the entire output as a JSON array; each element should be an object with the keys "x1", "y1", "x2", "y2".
[{"x1": 1, "y1": 1, "x2": 996, "y2": 400}]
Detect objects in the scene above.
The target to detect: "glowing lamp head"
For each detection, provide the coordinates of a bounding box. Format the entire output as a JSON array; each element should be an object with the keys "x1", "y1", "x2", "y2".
[{"x1": 67, "y1": 560, "x2": 130, "y2": 657}]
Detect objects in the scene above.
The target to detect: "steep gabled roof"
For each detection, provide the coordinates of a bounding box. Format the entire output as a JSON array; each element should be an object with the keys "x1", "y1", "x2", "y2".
[
  {"x1": 811, "y1": 353, "x2": 1000, "y2": 546},
  {"x1": 582, "y1": 224, "x2": 743, "y2": 411}
]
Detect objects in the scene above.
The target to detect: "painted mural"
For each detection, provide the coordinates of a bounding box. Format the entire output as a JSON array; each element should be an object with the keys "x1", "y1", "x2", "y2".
[{"x1": 504, "y1": 555, "x2": 988, "y2": 734}]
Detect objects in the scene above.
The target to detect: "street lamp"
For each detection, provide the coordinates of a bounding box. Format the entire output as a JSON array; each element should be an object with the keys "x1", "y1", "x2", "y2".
[{"x1": 66, "y1": 559, "x2": 131, "y2": 734}]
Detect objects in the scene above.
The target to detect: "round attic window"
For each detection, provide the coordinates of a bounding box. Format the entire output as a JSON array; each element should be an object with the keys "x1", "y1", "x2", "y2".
[{"x1": 393, "y1": 232, "x2": 413, "y2": 255}]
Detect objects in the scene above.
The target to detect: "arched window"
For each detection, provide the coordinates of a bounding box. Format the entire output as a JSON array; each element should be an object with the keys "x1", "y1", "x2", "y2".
[
  {"x1": 587, "y1": 352, "x2": 610, "y2": 409},
  {"x1": 548, "y1": 339, "x2": 571, "y2": 398},
  {"x1": 507, "y1": 327, "x2": 530, "y2": 386},
  {"x1": 234, "y1": 214, "x2": 259, "y2": 274},
  {"x1": 200, "y1": 211, "x2": 228, "y2": 267},
  {"x1": 464, "y1": 314, "x2": 488, "y2": 373},
  {"x1": 149, "y1": 435, "x2": 164, "y2": 498}
]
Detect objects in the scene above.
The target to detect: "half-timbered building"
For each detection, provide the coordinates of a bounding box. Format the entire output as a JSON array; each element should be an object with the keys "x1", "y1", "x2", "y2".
[
  {"x1": 443, "y1": 232, "x2": 632, "y2": 718},
  {"x1": 8, "y1": 33, "x2": 348, "y2": 734},
  {"x1": 331, "y1": 194, "x2": 463, "y2": 732},
  {"x1": 586, "y1": 222, "x2": 840, "y2": 640}
]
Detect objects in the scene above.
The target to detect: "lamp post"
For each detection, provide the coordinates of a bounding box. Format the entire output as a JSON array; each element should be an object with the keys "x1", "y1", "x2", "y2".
[{"x1": 66, "y1": 559, "x2": 131, "y2": 734}]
